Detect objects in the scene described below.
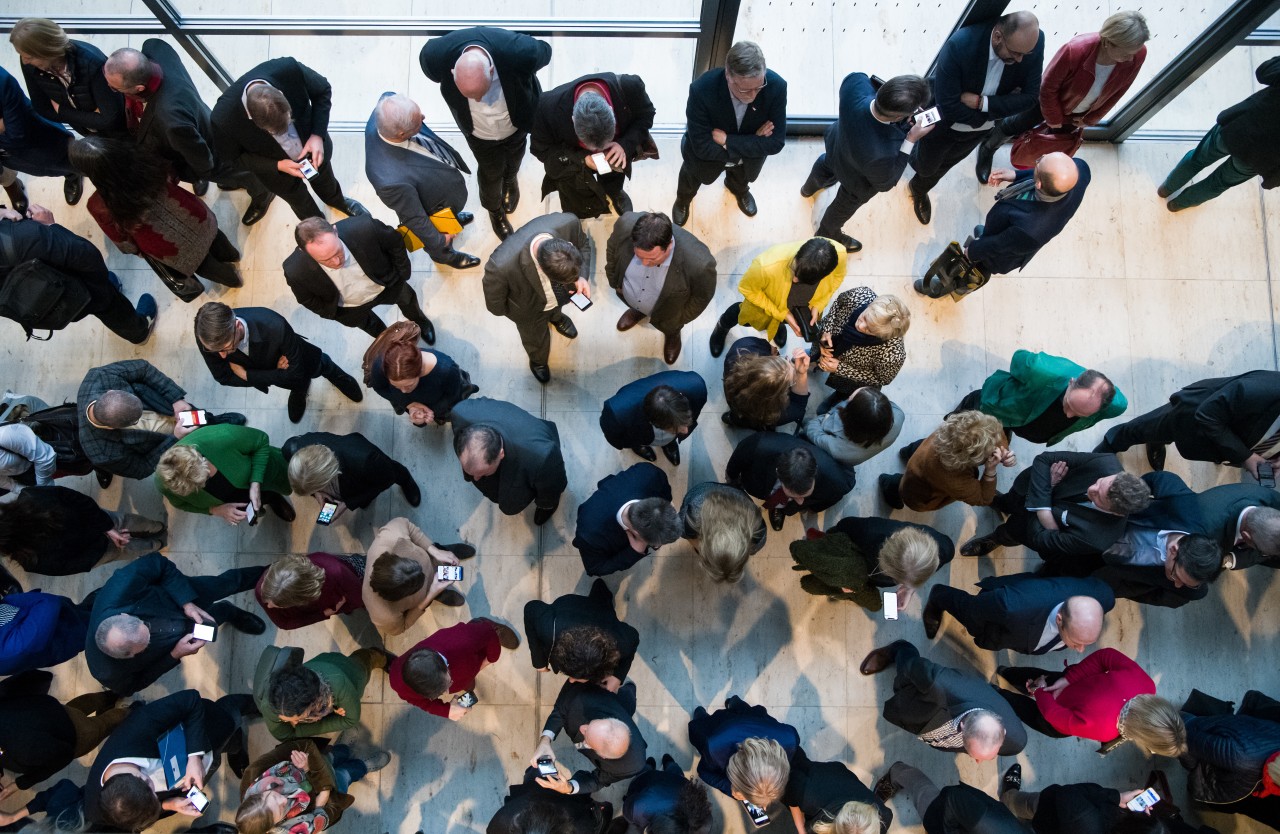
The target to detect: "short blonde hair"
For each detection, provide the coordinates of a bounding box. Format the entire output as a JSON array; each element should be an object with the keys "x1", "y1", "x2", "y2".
[
  {"x1": 860, "y1": 294, "x2": 911, "y2": 340},
  {"x1": 727, "y1": 738, "x2": 791, "y2": 807},
  {"x1": 1123, "y1": 694, "x2": 1187, "y2": 757},
  {"x1": 878, "y1": 527, "x2": 940, "y2": 588},
  {"x1": 155, "y1": 445, "x2": 211, "y2": 496},
  {"x1": 932, "y1": 411, "x2": 1005, "y2": 472},
  {"x1": 694, "y1": 488, "x2": 759, "y2": 583},
  {"x1": 287, "y1": 444, "x2": 341, "y2": 496},
  {"x1": 234, "y1": 791, "x2": 278, "y2": 834},
  {"x1": 811, "y1": 800, "x2": 881, "y2": 834},
  {"x1": 1100, "y1": 10, "x2": 1150, "y2": 50},
  {"x1": 259, "y1": 555, "x2": 326, "y2": 608},
  {"x1": 9, "y1": 18, "x2": 69, "y2": 61}
]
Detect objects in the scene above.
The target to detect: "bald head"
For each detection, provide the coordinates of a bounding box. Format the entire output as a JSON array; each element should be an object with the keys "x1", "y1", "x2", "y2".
[
  {"x1": 993, "y1": 11, "x2": 1040, "y2": 64},
  {"x1": 1058, "y1": 596, "x2": 1105, "y2": 651},
  {"x1": 453, "y1": 47, "x2": 494, "y2": 101},
  {"x1": 374, "y1": 93, "x2": 424, "y2": 143},
  {"x1": 960, "y1": 710, "x2": 1006, "y2": 762},
  {"x1": 1034, "y1": 152, "x2": 1080, "y2": 197},
  {"x1": 104, "y1": 47, "x2": 153, "y2": 94},
  {"x1": 581, "y1": 718, "x2": 631, "y2": 759}
]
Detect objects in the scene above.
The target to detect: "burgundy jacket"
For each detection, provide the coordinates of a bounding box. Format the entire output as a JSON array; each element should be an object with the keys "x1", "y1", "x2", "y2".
[{"x1": 1040, "y1": 33, "x2": 1146, "y2": 127}]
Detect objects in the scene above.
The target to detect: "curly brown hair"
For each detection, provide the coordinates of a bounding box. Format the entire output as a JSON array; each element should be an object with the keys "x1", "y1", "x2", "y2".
[{"x1": 932, "y1": 411, "x2": 1005, "y2": 471}]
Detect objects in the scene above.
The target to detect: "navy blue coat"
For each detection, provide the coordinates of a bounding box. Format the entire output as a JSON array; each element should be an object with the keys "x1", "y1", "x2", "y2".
[
  {"x1": 0, "y1": 67, "x2": 74, "y2": 178},
  {"x1": 0, "y1": 591, "x2": 89, "y2": 676},
  {"x1": 726, "y1": 432, "x2": 854, "y2": 513},
  {"x1": 825, "y1": 72, "x2": 913, "y2": 192},
  {"x1": 599, "y1": 370, "x2": 707, "y2": 450},
  {"x1": 948, "y1": 573, "x2": 1115, "y2": 654},
  {"x1": 933, "y1": 22, "x2": 1044, "y2": 129},
  {"x1": 681, "y1": 67, "x2": 787, "y2": 164},
  {"x1": 1196, "y1": 482, "x2": 1280, "y2": 561},
  {"x1": 687, "y1": 696, "x2": 802, "y2": 799},
  {"x1": 968, "y1": 159, "x2": 1091, "y2": 275},
  {"x1": 1185, "y1": 713, "x2": 1280, "y2": 803},
  {"x1": 573, "y1": 463, "x2": 672, "y2": 576},
  {"x1": 622, "y1": 762, "x2": 690, "y2": 831}
]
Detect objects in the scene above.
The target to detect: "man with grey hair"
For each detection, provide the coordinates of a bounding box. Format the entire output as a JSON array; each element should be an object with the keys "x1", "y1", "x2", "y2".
[
  {"x1": 674, "y1": 41, "x2": 788, "y2": 226},
  {"x1": 531, "y1": 72, "x2": 655, "y2": 218},
  {"x1": 77, "y1": 359, "x2": 245, "y2": 484},
  {"x1": 364, "y1": 92, "x2": 480, "y2": 270},
  {"x1": 419, "y1": 27, "x2": 552, "y2": 238},
  {"x1": 1196, "y1": 481, "x2": 1280, "y2": 570},
  {"x1": 531, "y1": 678, "x2": 647, "y2": 796},
  {"x1": 573, "y1": 462, "x2": 680, "y2": 576},
  {"x1": 85, "y1": 553, "x2": 266, "y2": 695},
  {"x1": 860, "y1": 640, "x2": 1027, "y2": 761}
]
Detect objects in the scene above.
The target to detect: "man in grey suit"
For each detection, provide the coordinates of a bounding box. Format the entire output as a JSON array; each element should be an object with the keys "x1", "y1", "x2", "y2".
[
  {"x1": 450, "y1": 397, "x2": 568, "y2": 526},
  {"x1": 1195, "y1": 482, "x2": 1280, "y2": 570},
  {"x1": 364, "y1": 92, "x2": 480, "y2": 271},
  {"x1": 860, "y1": 640, "x2": 1027, "y2": 761},
  {"x1": 604, "y1": 211, "x2": 716, "y2": 365},
  {"x1": 482, "y1": 212, "x2": 590, "y2": 383}
]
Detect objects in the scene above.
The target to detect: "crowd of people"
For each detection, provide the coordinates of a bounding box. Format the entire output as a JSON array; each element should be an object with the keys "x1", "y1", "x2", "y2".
[{"x1": 0, "y1": 9, "x2": 1277, "y2": 834}]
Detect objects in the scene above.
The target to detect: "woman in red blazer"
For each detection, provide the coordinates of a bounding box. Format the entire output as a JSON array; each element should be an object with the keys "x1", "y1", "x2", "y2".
[
  {"x1": 977, "y1": 11, "x2": 1150, "y2": 179},
  {"x1": 995, "y1": 648, "x2": 1188, "y2": 756}
]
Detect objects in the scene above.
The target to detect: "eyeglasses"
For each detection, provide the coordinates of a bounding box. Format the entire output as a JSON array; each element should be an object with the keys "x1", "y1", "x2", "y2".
[{"x1": 728, "y1": 75, "x2": 767, "y2": 97}]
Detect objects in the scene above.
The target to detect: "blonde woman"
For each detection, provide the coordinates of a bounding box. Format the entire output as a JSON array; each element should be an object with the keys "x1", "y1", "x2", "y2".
[
  {"x1": 689, "y1": 696, "x2": 805, "y2": 815},
  {"x1": 815, "y1": 288, "x2": 910, "y2": 413},
  {"x1": 255, "y1": 553, "x2": 366, "y2": 630},
  {"x1": 154, "y1": 424, "x2": 294, "y2": 524},
  {"x1": 282, "y1": 431, "x2": 421, "y2": 522},
  {"x1": 786, "y1": 757, "x2": 891, "y2": 834},
  {"x1": 879, "y1": 411, "x2": 1014, "y2": 511},
  {"x1": 680, "y1": 481, "x2": 767, "y2": 583}
]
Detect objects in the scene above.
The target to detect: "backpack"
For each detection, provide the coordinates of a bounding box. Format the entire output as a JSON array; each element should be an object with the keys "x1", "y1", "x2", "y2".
[
  {"x1": 19, "y1": 403, "x2": 92, "y2": 477},
  {"x1": 0, "y1": 256, "x2": 93, "y2": 340}
]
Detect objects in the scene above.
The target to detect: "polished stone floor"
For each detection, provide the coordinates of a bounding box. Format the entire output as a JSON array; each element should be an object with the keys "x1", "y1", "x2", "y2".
[{"x1": 1, "y1": 15, "x2": 1280, "y2": 834}]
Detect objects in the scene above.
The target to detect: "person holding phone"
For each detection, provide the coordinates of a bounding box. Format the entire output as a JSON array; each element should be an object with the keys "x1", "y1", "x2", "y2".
[
  {"x1": 531, "y1": 678, "x2": 648, "y2": 796},
  {"x1": 722, "y1": 339, "x2": 812, "y2": 430},
  {"x1": 154, "y1": 423, "x2": 295, "y2": 525},
  {"x1": 486, "y1": 766, "x2": 612, "y2": 834},
  {"x1": 879, "y1": 411, "x2": 1015, "y2": 511},
  {"x1": 361, "y1": 322, "x2": 477, "y2": 427},
  {"x1": 786, "y1": 757, "x2": 892, "y2": 834},
  {"x1": 236, "y1": 739, "x2": 387, "y2": 834},
  {"x1": 708, "y1": 238, "x2": 846, "y2": 358},
  {"x1": 389, "y1": 617, "x2": 521, "y2": 720},
  {"x1": 283, "y1": 430, "x2": 421, "y2": 525},
  {"x1": 361, "y1": 517, "x2": 476, "y2": 636},
  {"x1": 687, "y1": 696, "x2": 806, "y2": 821},
  {"x1": 873, "y1": 763, "x2": 1027, "y2": 834},
  {"x1": 997, "y1": 767, "x2": 1170, "y2": 832},
  {"x1": 800, "y1": 73, "x2": 934, "y2": 253},
  {"x1": 255, "y1": 553, "x2": 367, "y2": 631},
  {"x1": 812, "y1": 288, "x2": 910, "y2": 413}
]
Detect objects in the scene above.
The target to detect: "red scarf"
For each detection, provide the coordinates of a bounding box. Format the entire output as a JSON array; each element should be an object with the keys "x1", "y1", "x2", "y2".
[
  {"x1": 124, "y1": 64, "x2": 166, "y2": 132},
  {"x1": 1254, "y1": 750, "x2": 1280, "y2": 798}
]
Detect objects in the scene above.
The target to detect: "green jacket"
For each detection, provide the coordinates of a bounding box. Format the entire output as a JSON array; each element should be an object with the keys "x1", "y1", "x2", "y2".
[
  {"x1": 253, "y1": 646, "x2": 371, "y2": 741},
  {"x1": 790, "y1": 533, "x2": 882, "y2": 611},
  {"x1": 979, "y1": 350, "x2": 1127, "y2": 445},
  {"x1": 155, "y1": 423, "x2": 290, "y2": 514}
]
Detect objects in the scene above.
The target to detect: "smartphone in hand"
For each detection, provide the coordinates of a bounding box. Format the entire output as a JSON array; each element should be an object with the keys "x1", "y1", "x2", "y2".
[
  {"x1": 915, "y1": 106, "x2": 941, "y2": 126},
  {"x1": 317, "y1": 501, "x2": 338, "y2": 525},
  {"x1": 437, "y1": 565, "x2": 463, "y2": 582},
  {"x1": 1258, "y1": 461, "x2": 1275, "y2": 489},
  {"x1": 177, "y1": 409, "x2": 208, "y2": 429},
  {"x1": 297, "y1": 156, "x2": 319, "y2": 179},
  {"x1": 1126, "y1": 788, "x2": 1160, "y2": 813},
  {"x1": 191, "y1": 622, "x2": 217, "y2": 643},
  {"x1": 537, "y1": 756, "x2": 558, "y2": 777}
]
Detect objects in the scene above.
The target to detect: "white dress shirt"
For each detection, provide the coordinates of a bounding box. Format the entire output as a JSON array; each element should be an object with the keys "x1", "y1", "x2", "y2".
[
  {"x1": 319, "y1": 241, "x2": 384, "y2": 307},
  {"x1": 953, "y1": 41, "x2": 1003, "y2": 133}
]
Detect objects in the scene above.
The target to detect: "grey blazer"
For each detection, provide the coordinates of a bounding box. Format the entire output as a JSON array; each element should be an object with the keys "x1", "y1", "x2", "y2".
[{"x1": 482, "y1": 213, "x2": 588, "y2": 327}]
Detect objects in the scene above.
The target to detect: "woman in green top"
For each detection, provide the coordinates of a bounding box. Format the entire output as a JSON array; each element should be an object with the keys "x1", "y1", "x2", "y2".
[{"x1": 154, "y1": 423, "x2": 295, "y2": 524}]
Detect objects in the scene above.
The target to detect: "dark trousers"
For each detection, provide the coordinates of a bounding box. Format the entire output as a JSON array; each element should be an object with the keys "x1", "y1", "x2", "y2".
[
  {"x1": 258, "y1": 159, "x2": 347, "y2": 221},
  {"x1": 676, "y1": 155, "x2": 765, "y2": 201},
  {"x1": 804, "y1": 153, "x2": 880, "y2": 236},
  {"x1": 253, "y1": 342, "x2": 338, "y2": 392},
  {"x1": 194, "y1": 229, "x2": 242, "y2": 286},
  {"x1": 910, "y1": 126, "x2": 992, "y2": 194},
  {"x1": 512, "y1": 303, "x2": 570, "y2": 365},
  {"x1": 333, "y1": 281, "x2": 430, "y2": 338},
  {"x1": 716, "y1": 302, "x2": 787, "y2": 348},
  {"x1": 994, "y1": 667, "x2": 1070, "y2": 738},
  {"x1": 997, "y1": 104, "x2": 1046, "y2": 137},
  {"x1": 210, "y1": 163, "x2": 271, "y2": 201},
  {"x1": 89, "y1": 281, "x2": 152, "y2": 344},
  {"x1": 1099, "y1": 403, "x2": 1177, "y2": 453},
  {"x1": 464, "y1": 131, "x2": 527, "y2": 212},
  {"x1": 190, "y1": 565, "x2": 267, "y2": 627}
]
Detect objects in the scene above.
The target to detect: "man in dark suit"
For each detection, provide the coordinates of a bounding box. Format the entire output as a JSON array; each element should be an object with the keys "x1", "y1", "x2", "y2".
[
  {"x1": 193, "y1": 302, "x2": 361, "y2": 423},
  {"x1": 482, "y1": 212, "x2": 590, "y2": 383},
  {"x1": 532, "y1": 679, "x2": 648, "y2": 796},
  {"x1": 573, "y1": 463, "x2": 681, "y2": 577},
  {"x1": 365, "y1": 92, "x2": 480, "y2": 270},
  {"x1": 530, "y1": 72, "x2": 655, "y2": 219},
  {"x1": 419, "y1": 26, "x2": 553, "y2": 238},
  {"x1": 210, "y1": 57, "x2": 366, "y2": 221},
  {"x1": 923, "y1": 574, "x2": 1115, "y2": 653},
  {"x1": 284, "y1": 214, "x2": 434, "y2": 341},
  {"x1": 84, "y1": 689, "x2": 253, "y2": 831},
  {"x1": 1096, "y1": 471, "x2": 1223, "y2": 608},
  {"x1": 726, "y1": 431, "x2": 855, "y2": 531},
  {"x1": 1196, "y1": 482, "x2": 1280, "y2": 570},
  {"x1": 0, "y1": 68, "x2": 80, "y2": 211},
  {"x1": 600, "y1": 370, "x2": 708, "y2": 465},
  {"x1": 604, "y1": 211, "x2": 716, "y2": 364},
  {"x1": 674, "y1": 40, "x2": 787, "y2": 225},
  {"x1": 908, "y1": 11, "x2": 1044, "y2": 224},
  {"x1": 85, "y1": 552, "x2": 265, "y2": 695},
  {"x1": 916, "y1": 153, "x2": 1090, "y2": 297},
  {"x1": 1097, "y1": 370, "x2": 1280, "y2": 476},
  {"x1": 1160, "y1": 56, "x2": 1279, "y2": 211},
  {"x1": 860, "y1": 640, "x2": 1027, "y2": 760},
  {"x1": 0, "y1": 209, "x2": 155, "y2": 344},
  {"x1": 801, "y1": 73, "x2": 933, "y2": 253},
  {"x1": 451, "y1": 397, "x2": 567, "y2": 525},
  {"x1": 102, "y1": 41, "x2": 273, "y2": 225},
  {"x1": 875, "y1": 764, "x2": 1026, "y2": 834},
  {"x1": 959, "y1": 451, "x2": 1151, "y2": 572},
  {"x1": 524, "y1": 578, "x2": 640, "y2": 683},
  {"x1": 282, "y1": 430, "x2": 421, "y2": 516}
]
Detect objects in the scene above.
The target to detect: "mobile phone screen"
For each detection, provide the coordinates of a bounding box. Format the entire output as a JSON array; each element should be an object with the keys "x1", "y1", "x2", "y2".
[
  {"x1": 883, "y1": 590, "x2": 899, "y2": 620},
  {"x1": 178, "y1": 409, "x2": 208, "y2": 428},
  {"x1": 317, "y1": 502, "x2": 338, "y2": 525},
  {"x1": 742, "y1": 800, "x2": 770, "y2": 827},
  {"x1": 590, "y1": 152, "x2": 611, "y2": 174},
  {"x1": 186, "y1": 787, "x2": 209, "y2": 812},
  {"x1": 245, "y1": 501, "x2": 258, "y2": 526},
  {"x1": 191, "y1": 622, "x2": 217, "y2": 642},
  {"x1": 537, "y1": 756, "x2": 558, "y2": 776},
  {"x1": 569, "y1": 292, "x2": 593, "y2": 311},
  {"x1": 915, "y1": 106, "x2": 941, "y2": 126},
  {"x1": 1126, "y1": 788, "x2": 1159, "y2": 812},
  {"x1": 436, "y1": 565, "x2": 463, "y2": 582}
]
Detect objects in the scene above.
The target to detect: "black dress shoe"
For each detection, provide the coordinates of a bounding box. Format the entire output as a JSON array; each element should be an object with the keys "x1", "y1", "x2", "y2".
[
  {"x1": 327, "y1": 368, "x2": 364, "y2": 402},
  {"x1": 64, "y1": 174, "x2": 84, "y2": 206},
  {"x1": 287, "y1": 387, "x2": 308, "y2": 424},
  {"x1": 859, "y1": 644, "x2": 901, "y2": 675},
  {"x1": 222, "y1": 607, "x2": 266, "y2": 636},
  {"x1": 874, "y1": 772, "x2": 900, "y2": 803},
  {"x1": 441, "y1": 250, "x2": 481, "y2": 269},
  {"x1": 1146, "y1": 442, "x2": 1167, "y2": 471},
  {"x1": 439, "y1": 542, "x2": 477, "y2": 560},
  {"x1": 193, "y1": 178, "x2": 210, "y2": 197},
  {"x1": 768, "y1": 506, "x2": 786, "y2": 532},
  {"x1": 922, "y1": 597, "x2": 943, "y2": 640},
  {"x1": 909, "y1": 186, "x2": 932, "y2": 225},
  {"x1": 457, "y1": 211, "x2": 474, "y2": 227},
  {"x1": 823, "y1": 230, "x2": 862, "y2": 253},
  {"x1": 879, "y1": 473, "x2": 905, "y2": 509},
  {"x1": 502, "y1": 178, "x2": 520, "y2": 214},
  {"x1": 671, "y1": 199, "x2": 690, "y2": 226},
  {"x1": 709, "y1": 323, "x2": 729, "y2": 358},
  {"x1": 734, "y1": 190, "x2": 757, "y2": 217},
  {"x1": 341, "y1": 198, "x2": 369, "y2": 217},
  {"x1": 533, "y1": 504, "x2": 557, "y2": 526},
  {"x1": 96, "y1": 469, "x2": 114, "y2": 489},
  {"x1": 1001, "y1": 764, "x2": 1022, "y2": 796},
  {"x1": 529, "y1": 361, "x2": 551, "y2": 384},
  {"x1": 960, "y1": 534, "x2": 1001, "y2": 557},
  {"x1": 436, "y1": 589, "x2": 466, "y2": 607},
  {"x1": 3, "y1": 179, "x2": 28, "y2": 215},
  {"x1": 488, "y1": 210, "x2": 513, "y2": 240},
  {"x1": 1157, "y1": 183, "x2": 1171, "y2": 199},
  {"x1": 399, "y1": 477, "x2": 421, "y2": 507},
  {"x1": 551, "y1": 315, "x2": 577, "y2": 339},
  {"x1": 413, "y1": 317, "x2": 436, "y2": 345},
  {"x1": 611, "y1": 190, "x2": 633, "y2": 215},
  {"x1": 242, "y1": 192, "x2": 275, "y2": 226},
  {"x1": 632, "y1": 445, "x2": 657, "y2": 462},
  {"x1": 661, "y1": 441, "x2": 680, "y2": 466}
]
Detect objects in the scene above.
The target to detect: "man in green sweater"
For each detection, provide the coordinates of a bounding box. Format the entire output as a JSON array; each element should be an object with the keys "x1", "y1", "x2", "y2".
[{"x1": 254, "y1": 645, "x2": 393, "y2": 740}]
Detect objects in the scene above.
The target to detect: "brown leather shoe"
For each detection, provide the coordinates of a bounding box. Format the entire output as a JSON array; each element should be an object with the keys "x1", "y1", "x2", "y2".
[
  {"x1": 859, "y1": 645, "x2": 898, "y2": 675},
  {"x1": 616, "y1": 308, "x2": 645, "y2": 331},
  {"x1": 663, "y1": 331, "x2": 682, "y2": 365},
  {"x1": 477, "y1": 616, "x2": 521, "y2": 650}
]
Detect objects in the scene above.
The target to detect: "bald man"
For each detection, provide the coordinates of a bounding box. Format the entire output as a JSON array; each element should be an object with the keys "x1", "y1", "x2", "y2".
[
  {"x1": 908, "y1": 11, "x2": 1044, "y2": 225},
  {"x1": 420, "y1": 27, "x2": 552, "y2": 239},
  {"x1": 532, "y1": 679, "x2": 648, "y2": 795},
  {"x1": 924, "y1": 574, "x2": 1115, "y2": 654},
  {"x1": 916, "y1": 152, "x2": 1090, "y2": 298}
]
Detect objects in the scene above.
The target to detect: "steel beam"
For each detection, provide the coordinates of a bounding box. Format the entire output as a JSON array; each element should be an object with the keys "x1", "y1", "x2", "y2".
[
  {"x1": 136, "y1": 0, "x2": 233, "y2": 90},
  {"x1": 693, "y1": 0, "x2": 743, "y2": 78}
]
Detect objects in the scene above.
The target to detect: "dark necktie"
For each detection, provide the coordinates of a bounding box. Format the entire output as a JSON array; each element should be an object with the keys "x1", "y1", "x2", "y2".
[{"x1": 411, "y1": 134, "x2": 458, "y2": 170}]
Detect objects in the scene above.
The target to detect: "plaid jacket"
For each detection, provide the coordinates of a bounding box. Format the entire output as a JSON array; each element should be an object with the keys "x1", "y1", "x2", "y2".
[{"x1": 76, "y1": 360, "x2": 185, "y2": 479}]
